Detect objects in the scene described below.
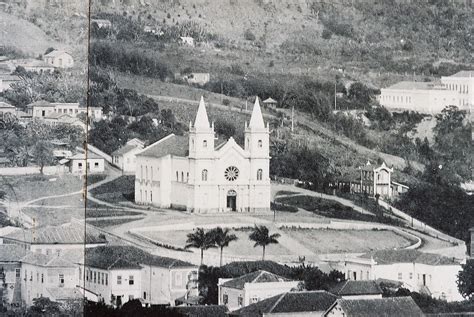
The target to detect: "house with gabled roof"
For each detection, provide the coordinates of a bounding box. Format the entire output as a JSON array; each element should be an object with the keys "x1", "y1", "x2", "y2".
[
  {"x1": 324, "y1": 296, "x2": 425, "y2": 317},
  {"x1": 229, "y1": 290, "x2": 338, "y2": 317},
  {"x1": 342, "y1": 249, "x2": 464, "y2": 302},
  {"x1": 218, "y1": 270, "x2": 300, "y2": 311},
  {"x1": 135, "y1": 96, "x2": 271, "y2": 213},
  {"x1": 0, "y1": 245, "x2": 29, "y2": 306},
  {"x1": 43, "y1": 50, "x2": 74, "y2": 69},
  {"x1": 329, "y1": 280, "x2": 382, "y2": 299},
  {"x1": 111, "y1": 138, "x2": 145, "y2": 173},
  {"x1": 67, "y1": 152, "x2": 105, "y2": 174},
  {"x1": 80, "y1": 245, "x2": 198, "y2": 307}
]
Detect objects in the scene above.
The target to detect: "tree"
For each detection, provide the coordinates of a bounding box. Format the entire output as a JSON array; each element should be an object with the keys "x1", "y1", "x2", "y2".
[
  {"x1": 248, "y1": 225, "x2": 280, "y2": 261},
  {"x1": 457, "y1": 259, "x2": 474, "y2": 299},
  {"x1": 185, "y1": 228, "x2": 216, "y2": 266},
  {"x1": 210, "y1": 227, "x2": 238, "y2": 267},
  {"x1": 33, "y1": 141, "x2": 54, "y2": 174},
  {"x1": 27, "y1": 297, "x2": 61, "y2": 316}
]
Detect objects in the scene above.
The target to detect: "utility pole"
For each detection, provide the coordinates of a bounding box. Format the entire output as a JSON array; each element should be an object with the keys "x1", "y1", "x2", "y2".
[{"x1": 334, "y1": 82, "x2": 337, "y2": 111}]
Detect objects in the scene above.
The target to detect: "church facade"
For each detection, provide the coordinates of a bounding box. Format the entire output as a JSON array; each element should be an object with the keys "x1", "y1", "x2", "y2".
[{"x1": 134, "y1": 97, "x2": 271, "y2": 213}]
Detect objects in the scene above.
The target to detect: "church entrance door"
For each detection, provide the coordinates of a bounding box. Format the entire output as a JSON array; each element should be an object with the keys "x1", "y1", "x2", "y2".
[{"x1": 226, "y1": 190, "x2": 237, "y2": 212}]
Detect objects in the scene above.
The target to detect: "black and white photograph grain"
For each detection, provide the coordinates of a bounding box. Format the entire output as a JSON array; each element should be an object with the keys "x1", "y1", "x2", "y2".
[{"x1": 0, "y1": 0, "x2": 473, "y2": 316}]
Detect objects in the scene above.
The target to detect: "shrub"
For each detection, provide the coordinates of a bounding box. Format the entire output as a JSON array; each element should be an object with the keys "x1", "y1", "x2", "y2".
[
  {"x1": 322, "y1": 29, "x2": 332, "y2": 39},
  {"x1": 244, "y1": 29, "x2": 256, "y2": 41}
]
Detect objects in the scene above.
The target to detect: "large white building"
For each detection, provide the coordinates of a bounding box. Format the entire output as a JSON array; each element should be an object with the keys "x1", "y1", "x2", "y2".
[
  {"x1": 135, "y1": 97, "x2": 271, "y2": 213},
  {"x1": 340, "y1": 249, "x2": 464, "y2": 302},
  {"x1": 441, "y1": 70, "x2": 474, "y2": 110},
  {"x1": 379, "y1": 81, "x2": 458, "y2": 114}
]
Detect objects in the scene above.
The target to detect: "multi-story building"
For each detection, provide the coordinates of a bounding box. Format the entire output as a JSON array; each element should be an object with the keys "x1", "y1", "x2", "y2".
[
  {"x1": 20, "y1": 252, "x2": 82, "y2": 306},
  {"x1": 0, "y1": 245, "x2": 28, "y2": 307},
  {"x1": 441, "y1": 70, "x2": 474, "y2": 110},
  {"x1": 379, "y1": 81, "x2": 458, "y2": 114},
  {"x1": 80, "y1": 246, "x2": 198, "y2": 307},
  {"x1": 341, "y1": 249, "x2": 463, "y2": 301},
  {"x1": 135, "y1": 97, "x2": 271, "y2": 213},
  {"x1": 218, "y1": 270, "x2": 301, "y2": 312},
  {"x1": 26, "y1": 101, "x2": 102, "y2": 121}
]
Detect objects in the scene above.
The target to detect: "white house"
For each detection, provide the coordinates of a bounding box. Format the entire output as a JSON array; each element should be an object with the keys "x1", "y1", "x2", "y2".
[
  {"x1": 379, "y1": 81, "x2": 458, "y2": 114},
  {"x1": 441, "y1": 70, "x2": 474, "y2": 110},
  {"x1": 184, "y1": 73, "x2": 210, "y2": 86},
  {"x1": 218, "y1": 270, "x2": 300, "y2": 312},
  {"x1": 111, "y1": 138, "x2": 144, "y2": 173},
  {"x1": 341, "y1": 249, "x2": 464, "y2": 302},
  {"x1": 80, "y1": 245, "x2": 198, "y2": 307},
  {"x1": 26, "y1": 101, "x2": 102, "y2": 121},
  {"x1": 43, "y1": 50, "x2": 74, "y2": 69},
  {"x1": 91, "y1": 19, "x2": 112, "y2": 29},
  {"x1": 12, "y1": 59, "x2": 55, "y2": 73},
  {"x1": 0, "y1": 101, "x2": 16, "y2": 118},
  {"x1": 67, "y1": 153, "x2": 105, "y2": 174},
  {"x1": 135, "y1": 97, "x2": 271, "y2": 213},
  {"x1": 180, "y1": 36, "x2": 195, "y2": 47},
  {"x1": 0, "y1": 74, "x2": 21, "y2": 92}
]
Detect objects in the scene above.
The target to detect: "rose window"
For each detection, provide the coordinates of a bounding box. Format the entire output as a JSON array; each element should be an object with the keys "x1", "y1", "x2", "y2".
[{"x1": 224, "y1": 166, "x2": 239, "y2": 181}]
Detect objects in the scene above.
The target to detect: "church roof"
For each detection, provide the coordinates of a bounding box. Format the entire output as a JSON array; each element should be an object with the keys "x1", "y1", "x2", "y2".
[
  {"x1": 193, "y1": 96, "x2": 210, "y2": 128},
  {"x1": 249, "y1": 97, "x2": 265, "y2": 129},
  {"x1": 136, "y1": 134, "x2": 188, "y2": 158}
]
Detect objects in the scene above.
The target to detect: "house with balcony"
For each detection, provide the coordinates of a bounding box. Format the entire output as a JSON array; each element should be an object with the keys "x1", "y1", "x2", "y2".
[{"x1": 218, "y1": 270, "x2": 300, "y2": 312}]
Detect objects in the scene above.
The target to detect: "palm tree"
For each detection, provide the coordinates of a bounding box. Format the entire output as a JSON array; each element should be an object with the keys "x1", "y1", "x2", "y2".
[
  {"x1": 185, "y1": 228, "x2": 216, "y2": 266},
  {"x1": 211, "y1": 227, "x2": 238, "y2": 267},
  {"x1": 248, "y1": 225, "x2": 281, "y2": 261}
]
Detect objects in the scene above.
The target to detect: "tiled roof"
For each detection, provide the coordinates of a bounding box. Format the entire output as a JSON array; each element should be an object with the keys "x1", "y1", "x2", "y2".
[
  {"x1": 0, "y1": 245, "x2": 28, "y2": 262},
  {"x1": 335, "y1": 297, "x2": 424, "y2": 317},
  {"x1": 384, "y1": 81, "x2": 445, "y2": 90},
  {"x1": 44, "y1": 50, "x2": 70, "y2": 58},
  {"x1": 111, "y1": 143, "x2": 141, "y2": 156},
  {"x1": 68, "y1": 152, "x2": 103, "y2": 160},
  {"x1": 447, "y1": 70, "x2": 474, "y2": 78},
  {"x1": 263, "y1": 97, "x2": 277, "y2": 103},
  {"x1": 46, "y1": 287, "x2": 83, "y2": 301},
  {"x1": 221, "y1": 270, "x2": 292, "y2": 290},
  {"x1": 173, "y1": 305, "x2": 228, "y2": 317},
  {"x1": 26, "y1": 100, "x2": 54, "y2": 108},
  {"x1": 330, "y1": 280, "x2": 383, "y2": 296},
  {"x1": 230, "y1": 291, "x2": 337, "y2": 316},
  {"x1": 359, "y1": 249, "x2": 460, "y2": 265},
  {"x1": 84, "y1": 245, "x2": 196, "y2": 270},
  {"x1": 136, "y1": 134, "x2": 188, "y2": 158},
  {"x1": 3, "y1": 223, "x2": 107, "y2": 245}
]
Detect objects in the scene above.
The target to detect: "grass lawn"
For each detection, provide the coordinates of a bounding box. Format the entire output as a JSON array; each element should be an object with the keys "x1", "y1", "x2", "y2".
[
  {"x1": 142, "y1": 229, "x2": 292, "y2": 256},
  {"x1": 87, "y1": 218, "x2": 144, "y2": 228},
  {"x1": 90, "y1": 175, "x2": 135, "y2": 203},
  {"x1": 0, "y1": 175, "x2": 82, "y2": 203},
  {"x1": 33, "y1": 193, "x2": 84, "y2": 207},
  {"x1": 282, "y1": 228, "x2": 414, "y2": 254},
  {"x1": 276, "y1": 195, "x2": 403, "y2": 226}
]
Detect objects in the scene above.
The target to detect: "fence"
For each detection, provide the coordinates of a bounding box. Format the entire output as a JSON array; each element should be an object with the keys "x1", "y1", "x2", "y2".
[{"x1": 0, "y1": 165, "x2": 65, "y2": 176}]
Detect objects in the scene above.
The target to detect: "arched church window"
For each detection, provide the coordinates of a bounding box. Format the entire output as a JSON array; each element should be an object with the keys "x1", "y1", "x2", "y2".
[
  {"x1": 202, "y1": 169, "x2": 208, "y2": 181},
  {"x1": 257, "y1": 169, "x2": 263, "y2": 181},
  {"x1": 187, "y1": 172, "x2": 189, "y2": 182},
  {"x1": 181, "y1": 172, "x2": 184, "y2": 182},
  {"x1": 203, "y1": 140, "x2": 207, "y2": 148},
  {"x1": 176, "y1": 171, "x2": 179, "y2": 181},
  {"x1": 192, "y1": 138, "x2": 195, "y2": 150},
  {"x1": 258, "y1": 140, "x2": 263, "y2": 148}
]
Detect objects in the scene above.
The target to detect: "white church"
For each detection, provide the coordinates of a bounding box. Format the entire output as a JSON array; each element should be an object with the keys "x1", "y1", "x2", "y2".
[{"x1": 134, "y1": 97, "x2": 271, "y2": 213}]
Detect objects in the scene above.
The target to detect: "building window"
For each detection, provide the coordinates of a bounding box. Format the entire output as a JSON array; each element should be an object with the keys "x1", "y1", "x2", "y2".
[
  {"x1": 37, "y1": 272, "x2": 39, "y2": 282},
  {"x1": 143, "y1": 292, "x2": 147, "y2": 300},
  {"x1": 79, "y1": 268, "x2": 82, "y2": 281},
  {"x1": 150, "y1": 192, "x2": 153, "y2": 202},
  {"x1": 41, "y1": 274, "x2": 44, "y2": 283},
  {"x1": 257, "y1": 169, "x2": 263, "y2": 180},
  {"x1": 202, "y1": 169, "x2": 208, "y2": 181},
  {"x1": 146, "y1": 166, "x2": 148, "y2": 180},
  {"x1": 258, "y1": 140, "x2": 263, "y2": 148},
  {"x1": 59, "y1": 274, "x2": 64, "y2": 285},
  {"x1": 398, "y1": 273, "x2": 402, "y2": 280},
  {"x1": 176, "y1": 171, "x2": 179, "y2": 181},
  {"x1": 93, "y1": 272, "x2": 96, "y2": 283},
  {"x1": 181, "y1": 172, "x2": 184, "y2": 182},
  {"x1": 129, "y1": 295, "x2": 134, "y2": 301},
  {"x1": 101, "y1": 273, "x2": 104, "y2": 285},
  {"x1": 105, "y1": 274, "x2": 108, "y2": 286},
  {"x1": 223, "y1": 294, "x2": 228, "y2": 304},
  {"x1": 117, "y1": 275, "x2": 122, "y2": 285},
  {"x1": 251, "y1": 296, "x2": 258, "y2": 304},
  {"x1": 203, "y1": 140, "x2": 207, "y2": 148},
  {"x1": 151, "y1": 167, "x2": 153, "y2": 180},
  {"x1": 238, "y1": 296, "x2": 243, "y2": 307},
  {"x1": 409, "y1": 272, "x2": 413, "y2": 279},
  {"x1": 187, "y1": 172, "x2": 189, "y2": 182},
  {"x1": 129, "y1": 275, "x2": 134, "y2": 285},
  {"x1": 15, "y1": 269, "x2": 20, "y2": 278},
  {"x1": 78, "y1": 162, "x2": 82, "y2": 169},
  {"x1": 94, "y1": 162, "x2": 99, "y2": 167},
  {"x1": 141, "y1": 166, "x2": 143, "y2": 179}
]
